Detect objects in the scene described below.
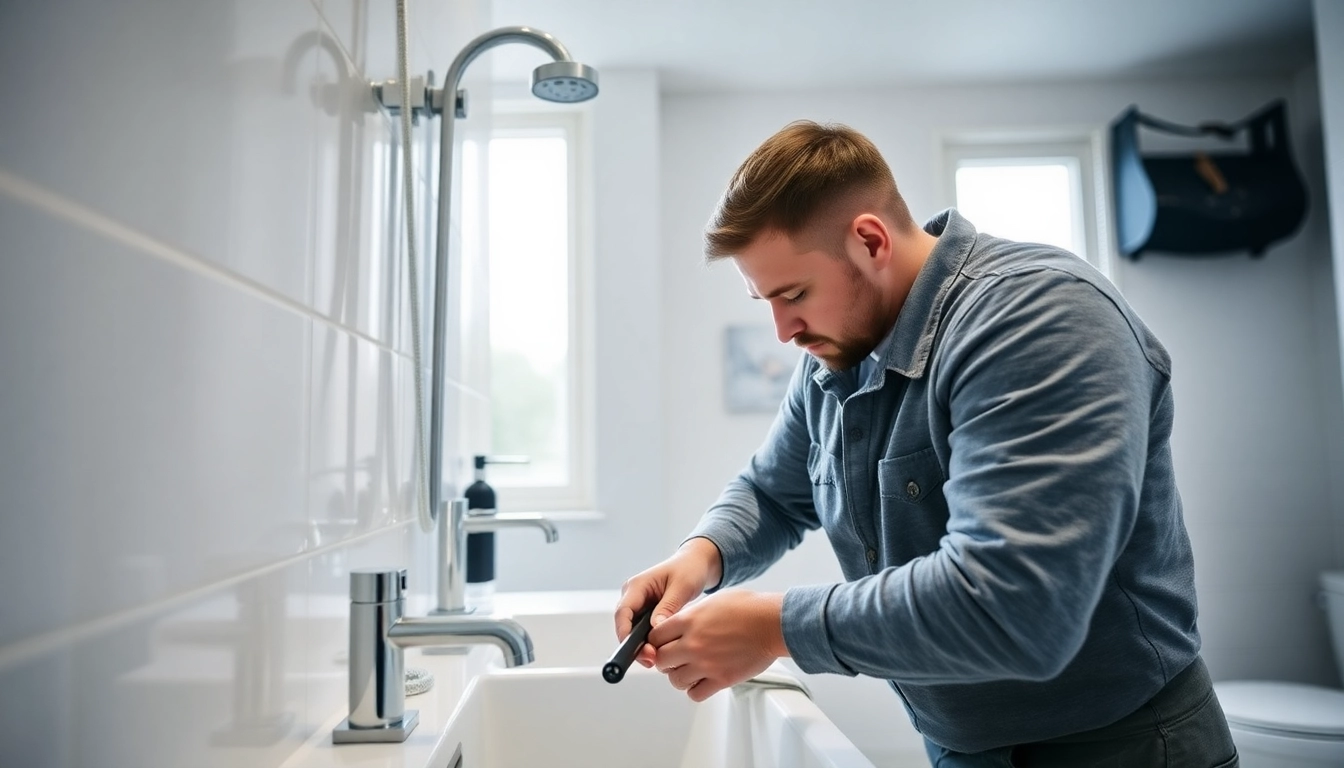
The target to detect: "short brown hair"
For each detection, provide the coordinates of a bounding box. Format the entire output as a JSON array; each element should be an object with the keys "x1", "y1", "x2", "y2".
[{"x1": 704, "y1": 121, "x2": 914, "y2": 260}]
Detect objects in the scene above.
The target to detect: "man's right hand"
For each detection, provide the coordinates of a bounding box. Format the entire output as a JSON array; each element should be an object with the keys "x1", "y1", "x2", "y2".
[{"x1": 615, "y1": 537, "x2": 723, "y2": 669}]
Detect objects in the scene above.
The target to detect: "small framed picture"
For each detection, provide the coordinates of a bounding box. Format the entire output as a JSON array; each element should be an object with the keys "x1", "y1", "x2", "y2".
[{"x1": 723, "y1": 325, "x2": 801, "y2": 413}]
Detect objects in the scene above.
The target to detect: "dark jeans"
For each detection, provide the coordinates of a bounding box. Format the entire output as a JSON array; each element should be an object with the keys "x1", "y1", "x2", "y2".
[{"x1": 923, "y1": 658, "x2": 1239, "y2": 768}]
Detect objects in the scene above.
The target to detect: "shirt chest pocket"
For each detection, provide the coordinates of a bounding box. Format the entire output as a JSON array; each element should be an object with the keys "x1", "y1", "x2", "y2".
[
  {"x1": 878, "y1": 446, "x2": 945, "y2": 503},
  {"x1": 877, "y1": 446, "x2": 950, "y2": 560}
]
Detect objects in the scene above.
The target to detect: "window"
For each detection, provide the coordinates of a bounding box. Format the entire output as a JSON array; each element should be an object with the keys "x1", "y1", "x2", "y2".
[
  {"x1": 471, "y1": 110, "x2": 593, "y2": 512},
  {"x1": 943, "y1": 134, "x2": 1111, "y2": 278}
]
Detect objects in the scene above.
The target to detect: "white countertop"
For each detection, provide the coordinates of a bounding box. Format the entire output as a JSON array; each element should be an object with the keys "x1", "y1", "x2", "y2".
[{"x1": 279, "y1": 644, "x2": 495, "y2": 768}]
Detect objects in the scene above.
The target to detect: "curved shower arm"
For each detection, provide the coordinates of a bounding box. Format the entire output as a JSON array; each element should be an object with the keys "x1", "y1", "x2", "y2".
[{"x1": 442, "y1": 26, "x2": 575, "y2": 96}]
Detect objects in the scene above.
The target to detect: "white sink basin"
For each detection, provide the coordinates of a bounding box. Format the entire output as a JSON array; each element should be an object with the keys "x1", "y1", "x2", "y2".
[
  {"x1": 423, "y1": 592, "x2": 877, "y2": 768},
  {"x1": 436, "y1": 666, "x2": 876, "y2": 768}
]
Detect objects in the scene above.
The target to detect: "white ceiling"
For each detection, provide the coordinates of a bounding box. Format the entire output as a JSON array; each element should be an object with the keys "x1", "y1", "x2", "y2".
[{"x1": 487, "y1": 0, "x2": 1317, "y2": 93}]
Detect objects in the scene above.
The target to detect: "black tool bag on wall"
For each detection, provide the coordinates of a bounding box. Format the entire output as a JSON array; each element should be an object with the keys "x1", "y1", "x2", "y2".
[{"x1": 1110, "y1": 99, "x2": 1308, "y2": 259}]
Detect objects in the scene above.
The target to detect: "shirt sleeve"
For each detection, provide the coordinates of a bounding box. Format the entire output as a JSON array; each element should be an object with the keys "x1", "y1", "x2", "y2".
[
  {"x1": 685, "y1": 353, "x2": 823, "y2": 590},
  {"x1": 783, "y1": 270, "x2": 1162, "y2": 683}
]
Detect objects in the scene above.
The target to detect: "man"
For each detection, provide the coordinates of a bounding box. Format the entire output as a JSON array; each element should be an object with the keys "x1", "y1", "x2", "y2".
[{"x1": 615, "y1": 121, "x2": 1238, "y2": 767}]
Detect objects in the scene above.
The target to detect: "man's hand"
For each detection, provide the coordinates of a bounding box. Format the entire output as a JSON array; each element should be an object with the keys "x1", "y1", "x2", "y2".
[
  {"x1": 646, "y1": 589, "x2": 786, "y2": 702},
  {"x1": 615, "y1": 537, "x2": 724, "y2": 669}
]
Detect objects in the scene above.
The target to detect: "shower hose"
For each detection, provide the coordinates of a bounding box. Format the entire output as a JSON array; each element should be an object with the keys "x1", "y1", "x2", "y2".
[{"x1": 396, "y1": 0, "x2": 435, "y2": 699}]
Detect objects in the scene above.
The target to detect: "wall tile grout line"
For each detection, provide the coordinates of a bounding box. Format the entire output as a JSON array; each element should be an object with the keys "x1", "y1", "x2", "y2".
[
  {"x1": 0, "y1": 167, "x2": 416, "y2": 364},
  {"x1": 0, "y1": 518, "x2": 417, "y2": 673}
]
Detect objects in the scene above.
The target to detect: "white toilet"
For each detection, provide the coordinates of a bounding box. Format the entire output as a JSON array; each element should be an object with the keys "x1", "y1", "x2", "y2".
[{"x1": 1213, "y1": 571, "x2": 1344, "y2": 767}]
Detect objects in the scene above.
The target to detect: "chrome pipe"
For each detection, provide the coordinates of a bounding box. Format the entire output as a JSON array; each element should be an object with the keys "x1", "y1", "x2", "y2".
[
  {"x1": 334, "y1": 569, "x2": 419, "y2": 744},
  {"x1": 434, "y1": 498, "x2": 558, "y2": 613},
  {"x1": 435, "y1": 498, "x2": 467, "y2": 613},
  {"x1": 426, "y1": 26, "x2": 594, "y2": 554}
]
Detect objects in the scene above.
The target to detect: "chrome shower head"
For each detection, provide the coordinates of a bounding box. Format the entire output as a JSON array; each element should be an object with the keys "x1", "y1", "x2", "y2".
[
  {"x1": 441, "y1": 26, "x2": 600, "y2": 114},
  {"x1": 531, "y1": 60, "x2": 599, "y2": 103}
]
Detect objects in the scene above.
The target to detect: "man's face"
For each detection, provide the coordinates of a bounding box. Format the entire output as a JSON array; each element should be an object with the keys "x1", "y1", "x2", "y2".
[{"x1": 733, "y1": 230, "x2": 889, "y2": 372}]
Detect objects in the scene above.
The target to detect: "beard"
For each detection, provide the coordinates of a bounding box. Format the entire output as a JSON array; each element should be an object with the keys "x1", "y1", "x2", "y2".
[{"x1": 796, "y1": 265, "x2": 890, "y2": 372}]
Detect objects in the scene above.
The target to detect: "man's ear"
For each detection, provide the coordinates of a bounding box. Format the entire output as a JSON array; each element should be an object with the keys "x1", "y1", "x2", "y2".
[{"x1": 851, "y1": 213, "x2": 893, "y2": 270}]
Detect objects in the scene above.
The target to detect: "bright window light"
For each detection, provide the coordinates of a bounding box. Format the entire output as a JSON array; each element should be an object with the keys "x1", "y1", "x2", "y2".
[
  {"x1": 487, "y1": 134, "x2": 571, "y2": 489},
  {"x1": 954, "y1": 160, "x2": 1083, "y2": 255},
  {"x1": 942, "y1": 133, "x2": 1109, "y2": 277}
]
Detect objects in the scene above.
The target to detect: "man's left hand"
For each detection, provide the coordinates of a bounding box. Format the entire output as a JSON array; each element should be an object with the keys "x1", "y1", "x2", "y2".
[{"x1": 645, "y1": 589, "x2": 787, "y2": 702}]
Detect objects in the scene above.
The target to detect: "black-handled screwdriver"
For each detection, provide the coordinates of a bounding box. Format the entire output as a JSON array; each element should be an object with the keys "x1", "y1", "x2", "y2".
[{"x1": 603, "y1": 608, "x2": 654, "y2": 683}]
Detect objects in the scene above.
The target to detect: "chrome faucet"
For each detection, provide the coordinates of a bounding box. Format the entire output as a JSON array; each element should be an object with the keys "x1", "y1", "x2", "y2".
[
  {"x1": 332, "y1": 567, "x2": 536, "y2": 744},
  {"x1": 434, "y1": 497, "x2": 558, "y2": 614}
]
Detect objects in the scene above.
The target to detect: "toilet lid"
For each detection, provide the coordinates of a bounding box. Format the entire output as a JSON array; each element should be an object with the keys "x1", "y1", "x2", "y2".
[{"x1": 1216, "y1": 681, "x2": 1344, "y2": 738}]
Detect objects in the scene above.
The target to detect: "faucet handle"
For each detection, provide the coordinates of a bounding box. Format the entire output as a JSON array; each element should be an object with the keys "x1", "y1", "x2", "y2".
[{"x1": 350, "y1": 568, "x2": 407, "y2": 604}]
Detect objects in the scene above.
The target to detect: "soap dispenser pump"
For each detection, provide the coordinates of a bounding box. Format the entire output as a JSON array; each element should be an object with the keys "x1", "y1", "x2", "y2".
[{"x1": 463, "y1": 455, "x2": 527, "y2": 611}]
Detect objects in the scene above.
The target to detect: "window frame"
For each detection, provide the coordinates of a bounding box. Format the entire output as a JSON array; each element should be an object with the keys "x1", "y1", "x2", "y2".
[
  {"x1": 940, "y1": 130, "x2": 1114, "y2": 279},
  {"x1": 482, "y1": 107, "x2": 596, "y2": 513}
]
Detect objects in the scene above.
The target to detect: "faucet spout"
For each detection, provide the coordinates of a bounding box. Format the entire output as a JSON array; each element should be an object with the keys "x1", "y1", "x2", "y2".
[
  {"x1": 389, "y1": 614, "x2": 534, "y2": 666},
  {"x1": 465, "y1": 512, "x2": 559, "y2": 543}
]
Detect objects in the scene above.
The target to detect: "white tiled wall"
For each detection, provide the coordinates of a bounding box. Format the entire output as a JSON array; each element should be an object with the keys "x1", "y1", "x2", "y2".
[{"x1": 0, "y1": 1, "x2": 489, "y2": 765}]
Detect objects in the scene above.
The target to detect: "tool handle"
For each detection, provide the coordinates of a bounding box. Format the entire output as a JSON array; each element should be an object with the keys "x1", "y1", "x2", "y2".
[{"x1": 602, "y1": 608, "x2": 654, "y2": 684}]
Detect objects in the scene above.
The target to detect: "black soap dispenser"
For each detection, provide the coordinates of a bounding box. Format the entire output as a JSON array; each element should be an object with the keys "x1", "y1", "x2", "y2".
[{"x1": 464, "y1": 455, "x2": 498, "y2": 611}]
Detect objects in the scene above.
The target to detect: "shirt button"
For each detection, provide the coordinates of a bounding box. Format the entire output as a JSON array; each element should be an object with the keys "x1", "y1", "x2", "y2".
[
  {"x1": 866, "y1": 548, "x2": 877, "y2": 564},
  {"x1": 905, "y1": 481, "x2": 921, "y2": 499},
  {"x1": 850, "y1": 428, "x2": 864, "y2": 441}
]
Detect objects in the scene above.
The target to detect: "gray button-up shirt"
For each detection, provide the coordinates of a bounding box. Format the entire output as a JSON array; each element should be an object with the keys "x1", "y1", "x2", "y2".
[{"x1": 689, "y1": 209, "x2": 1200, "y2": 753}]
